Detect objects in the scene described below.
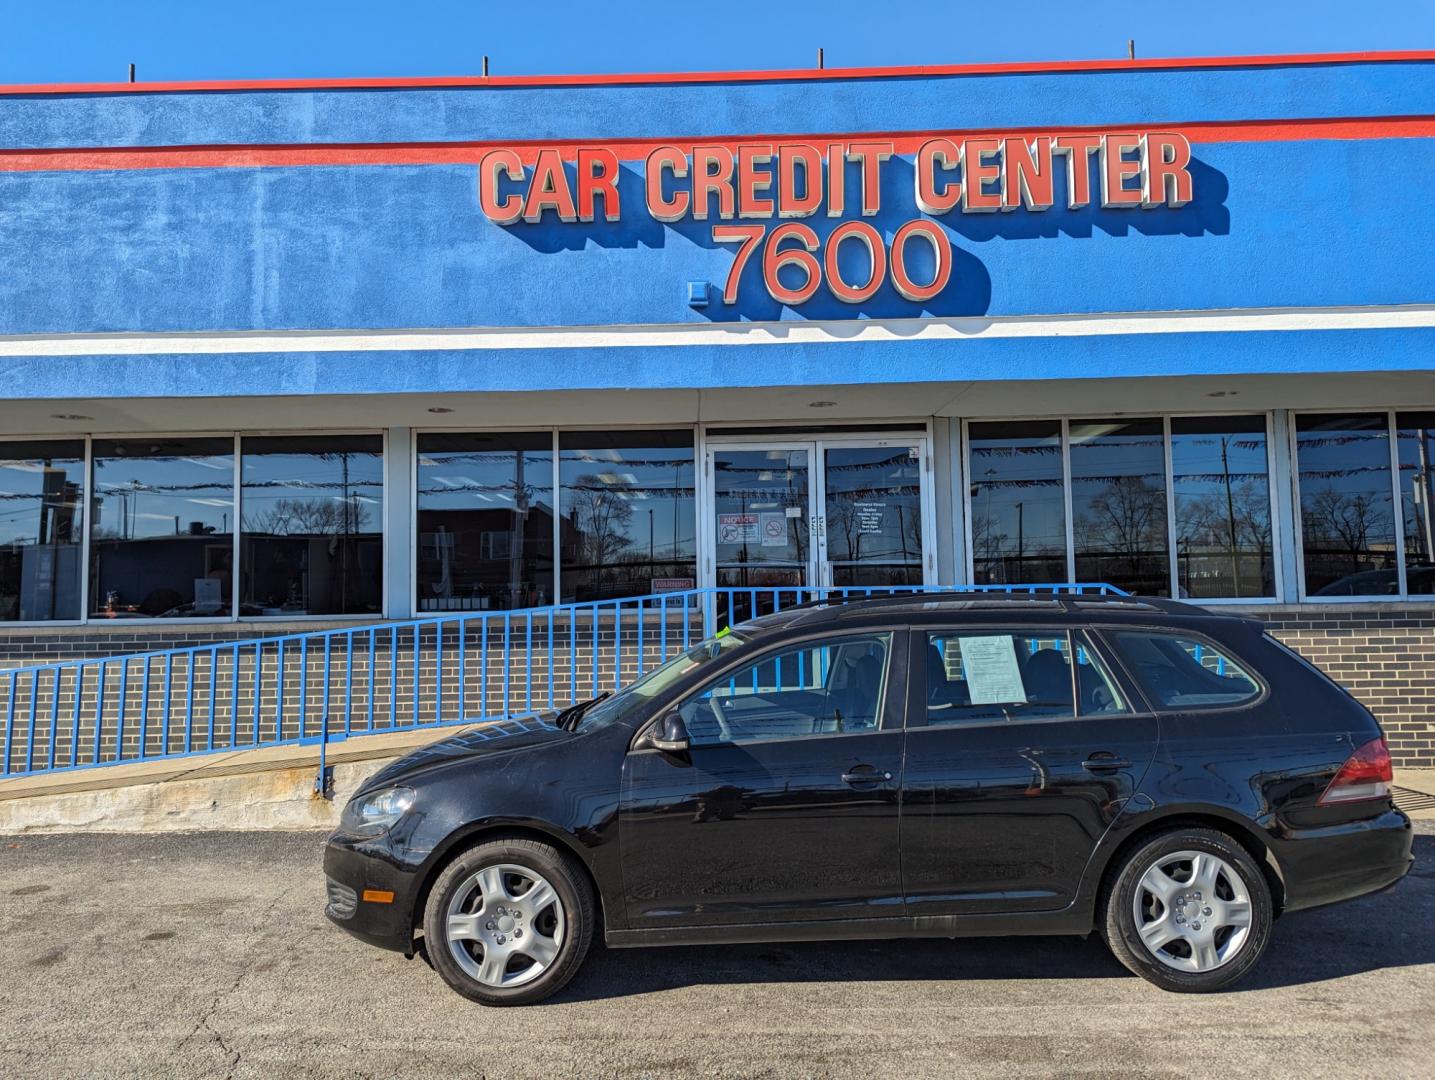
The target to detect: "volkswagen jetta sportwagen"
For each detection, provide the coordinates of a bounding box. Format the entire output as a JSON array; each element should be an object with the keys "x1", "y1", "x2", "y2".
[{"x1": 324, "y1": 594, "x2": 1413, "y2": 1005}]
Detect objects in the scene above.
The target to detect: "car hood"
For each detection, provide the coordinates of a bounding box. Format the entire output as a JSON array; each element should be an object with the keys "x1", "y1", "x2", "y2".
[{"x1": 357, "y1": 714, "x2": 568, "y2": 791}]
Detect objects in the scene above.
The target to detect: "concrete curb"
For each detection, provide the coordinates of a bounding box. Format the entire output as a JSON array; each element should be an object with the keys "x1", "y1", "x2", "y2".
[{"x1": 0, "y1": 725, "x2": 481, "y2": 833}]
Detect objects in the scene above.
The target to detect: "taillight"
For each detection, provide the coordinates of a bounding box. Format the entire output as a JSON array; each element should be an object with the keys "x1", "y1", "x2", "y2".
[{"x1": 1318, "y1": 737, "x2": 1394, "y2": 805}]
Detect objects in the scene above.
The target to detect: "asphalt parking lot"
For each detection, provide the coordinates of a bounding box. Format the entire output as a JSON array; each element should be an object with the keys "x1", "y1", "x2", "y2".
[{"x1": 1, "y1": 826, "x2": 1431, "y2": 1080}]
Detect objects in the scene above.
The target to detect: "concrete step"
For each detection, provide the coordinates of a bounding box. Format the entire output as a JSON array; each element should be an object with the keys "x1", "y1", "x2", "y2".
[{"x1": 0, "y1": 724, "x2": 481, "y2": 833}]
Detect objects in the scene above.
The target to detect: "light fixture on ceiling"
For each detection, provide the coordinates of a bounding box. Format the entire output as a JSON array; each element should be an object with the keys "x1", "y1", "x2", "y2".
[
  {"x1": 808, "y1": 400, "x2": 837, "y2": 409},
  {"x1": 427, "y1": 407, "x2": 455, "y2": 414},
  {"x1": 1205, "y1": 391, "x2": 1237, "y2": 398},
  {"x1": 50, "y1": 413, "x2": 93, "y2": 421}
]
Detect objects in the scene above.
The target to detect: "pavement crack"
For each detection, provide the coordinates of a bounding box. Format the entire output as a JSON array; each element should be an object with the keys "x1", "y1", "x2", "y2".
[{"x1": 176, "y1": 887, "x2": 289, "y2": 1074}]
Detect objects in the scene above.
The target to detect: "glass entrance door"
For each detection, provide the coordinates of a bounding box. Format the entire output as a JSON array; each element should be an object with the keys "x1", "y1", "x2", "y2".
[
  {"x1": 709, "y1": 445, "x2": 816, "y2": 591},
  {"x1": 705, "y1": 436, "x2": 931, "y2": 595}
]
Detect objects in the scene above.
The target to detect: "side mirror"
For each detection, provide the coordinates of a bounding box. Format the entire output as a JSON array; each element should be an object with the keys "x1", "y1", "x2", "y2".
[{"x1": 648, "y1": 711, "x2": 691, "y2": 754}]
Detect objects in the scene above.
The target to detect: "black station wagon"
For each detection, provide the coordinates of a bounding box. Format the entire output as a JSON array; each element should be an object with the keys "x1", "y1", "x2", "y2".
[{"x1": 324, "y1": 594, "x2": 1413, "y2": 1004}]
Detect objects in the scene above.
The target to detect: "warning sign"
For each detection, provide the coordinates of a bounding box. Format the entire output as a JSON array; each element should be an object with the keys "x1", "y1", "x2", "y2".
[{"x1": 718, "y1": 513, "x2": 759, "y2": 544}]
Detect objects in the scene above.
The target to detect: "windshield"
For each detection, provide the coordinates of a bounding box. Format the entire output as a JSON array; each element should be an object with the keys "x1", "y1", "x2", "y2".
[{"x1": 570, "y1": 630, "x2": 749, "y2": 731}]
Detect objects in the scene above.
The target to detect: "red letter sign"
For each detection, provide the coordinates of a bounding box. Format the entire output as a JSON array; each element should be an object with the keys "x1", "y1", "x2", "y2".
[{"x1": 478, "y1": 149, "x2": 525, "y2": 225}]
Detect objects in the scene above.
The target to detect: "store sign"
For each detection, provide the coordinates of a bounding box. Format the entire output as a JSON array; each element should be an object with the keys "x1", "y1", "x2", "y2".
[{"x1": 476, "y1": 133, "x2": 1192, "y2": 305}]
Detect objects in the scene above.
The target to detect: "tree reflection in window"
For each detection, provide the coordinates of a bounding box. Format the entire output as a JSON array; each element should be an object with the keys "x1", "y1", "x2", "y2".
[
  {"x1": 1296, "y1": 414, "x2": 1398, "y2": 596},
  {"x1": 1070, "y1": 419, "x2": 1171, "y2": 596}
]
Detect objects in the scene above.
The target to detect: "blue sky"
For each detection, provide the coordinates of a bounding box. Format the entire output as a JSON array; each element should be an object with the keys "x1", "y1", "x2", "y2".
[{"x1": 2, "y1": 0, "x2": 1433, "y2": 83}]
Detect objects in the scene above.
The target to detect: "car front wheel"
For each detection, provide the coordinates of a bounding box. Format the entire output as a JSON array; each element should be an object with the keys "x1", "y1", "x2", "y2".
[
  {"x1": 1103, "y1": 827, "x2": 1273, "y2": 992},
  {"x1": 423, "y1": 836, "x2": 595, "y2": 1006}
]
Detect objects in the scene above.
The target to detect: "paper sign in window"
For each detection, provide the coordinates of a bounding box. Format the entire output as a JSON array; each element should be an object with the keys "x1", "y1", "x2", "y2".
[{"x1": 959, "y1": 635, "x2": 1027, "y2": 705}]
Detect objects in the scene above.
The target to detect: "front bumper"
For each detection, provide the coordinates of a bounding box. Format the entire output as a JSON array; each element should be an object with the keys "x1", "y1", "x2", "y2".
[
  {"x1": 1276, "y1": 808, "x2": 1415, "y2": 913},
  {"x1": 323, "y1": 834, "x2": 423, "y2": 954}
]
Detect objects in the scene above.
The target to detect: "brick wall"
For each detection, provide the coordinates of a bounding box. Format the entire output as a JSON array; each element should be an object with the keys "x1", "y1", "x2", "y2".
[
  {"x1": 3, "y1": 604, "x2": 1433, "y2": 769},
  {"x1": 1248, "y1": 604, "x2": 1435, "y2": 769}
]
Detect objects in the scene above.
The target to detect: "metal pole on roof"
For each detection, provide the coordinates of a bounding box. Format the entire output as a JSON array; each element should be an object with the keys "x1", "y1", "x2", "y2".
[
  {"x1": 128, "y1": 63, "x2": 136, "y2": 83},
  {"x1": 817, "y1": 47, "x2": 824, "y2": 70},
  {"x1": 482, "y1": 55, "x2": 489, "y2": 77},
  {"x1": 1128, "y1": 40, "x2": 1135, "y2": 61}
]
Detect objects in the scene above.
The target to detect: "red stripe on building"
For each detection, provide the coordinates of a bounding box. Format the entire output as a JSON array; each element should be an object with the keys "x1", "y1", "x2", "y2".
[{"x1": 1, "y1": 117, "x2": 1433, "y2": 174}]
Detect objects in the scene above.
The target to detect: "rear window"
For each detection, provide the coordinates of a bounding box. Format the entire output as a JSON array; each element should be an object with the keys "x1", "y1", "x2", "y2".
[{"x1": 1109, "y1": 631, "x2": 1260, "y2": 710}]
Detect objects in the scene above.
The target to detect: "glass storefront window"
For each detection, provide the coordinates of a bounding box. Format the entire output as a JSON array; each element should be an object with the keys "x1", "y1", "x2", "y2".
[
  {"x1": 90, "y1": 438, "x2": 235, "y2": 618},
  {"x1": 558, "y1": 431, "x2": 696, "y2": 603},
  {"x1": 1069, "y1": 419, "x2": 1170, "y2": 595},
  {"x1": 1296, "y1": 414, "x2": 1399, "y2": 596},
  {"x1": 416, "y1": 433, "x2": 554, "y2": 611},
  {"x1": 240, "y1": 435, "x2": 384, "y2": 616},
  {"x1": 1397, "y1": 412, "x2": 1435, "y2": 596},
  {"x1": 967, "y1": 421, "x2": 1066, "y2": 585},
  {"x1": 1170, "y1": 416, "x2": 1274, "y2": 599},
  {"x1": 0, "y1": 440, "x2": 85, "y2": 622}
]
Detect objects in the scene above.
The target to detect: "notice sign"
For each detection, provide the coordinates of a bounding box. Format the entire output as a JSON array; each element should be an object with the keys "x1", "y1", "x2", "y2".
[
  {"x1": 651, "y1": 577, "x2": 695, "y2": 593},
  {"x1": 718, "y1": 513, "x2": 759, "y2": 544},
  {"x1": 759, "y1": 513, "x2": 787, "y2": 547},
  {"x1": 960, "y1": 635, "x2": 1028, "y2": 705},
  {"x1": 854, "y1": 502, "x2": 885, "y2": 534}
]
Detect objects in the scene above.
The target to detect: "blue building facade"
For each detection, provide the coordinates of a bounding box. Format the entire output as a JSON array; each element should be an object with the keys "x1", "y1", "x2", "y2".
[{"x1": 1, "y1": 52, "x2": 1433, "y2": 760}]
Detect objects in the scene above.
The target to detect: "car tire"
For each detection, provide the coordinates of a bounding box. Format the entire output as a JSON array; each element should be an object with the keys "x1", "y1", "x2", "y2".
[
  {"x1": 1102, "y1": 826, "x2": 1273, "y2": 993},
  {"x1": 423, "y1": 836, "x2": 595, "y2": 1006}
]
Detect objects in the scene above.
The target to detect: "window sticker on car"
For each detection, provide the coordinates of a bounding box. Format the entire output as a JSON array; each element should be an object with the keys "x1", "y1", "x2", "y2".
[{"x1": 958, "y1": 635, "x2": 1026, "y2": 705}]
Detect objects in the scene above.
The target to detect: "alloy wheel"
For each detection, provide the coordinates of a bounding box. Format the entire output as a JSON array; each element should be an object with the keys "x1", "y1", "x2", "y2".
[
  {"x1": 1131, "y1": 849, "x2": 1253, "y2": 973},
  {"x1": 444, "y1": 863, "x2": 566, "y2": 988}
]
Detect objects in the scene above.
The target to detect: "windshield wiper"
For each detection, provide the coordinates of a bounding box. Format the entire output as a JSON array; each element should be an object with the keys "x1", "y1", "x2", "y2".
[{"x1": 555, "y1": 691, "x2": 611, "y2": 731}]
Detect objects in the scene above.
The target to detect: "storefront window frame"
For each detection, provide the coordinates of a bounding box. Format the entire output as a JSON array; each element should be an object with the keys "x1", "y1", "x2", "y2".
[
  {"x1": 0, "y1": 429, "x2": 387, "y2": 626},
  {"x1": 411, "y1": 423, "x2": 702, "y2": 616},
  {"x1": 556, "y1": 428, "x2": 699, "y2": 605},
  {"x1": 0, "y1": 434, "x2": 91, "y2": 625},
  {"x1": 238, "y1": 431, "x2": 388, "y2": 619},
  {"x1": 1290, "y1": 409, "x2": 1422, "y2": 602},
  {"x1": 960, "y1": 412, "x2": 1284, "y2": 604},
  {"x1": 1166, "y1": 413, "x2": 1280, "y2": 602}
]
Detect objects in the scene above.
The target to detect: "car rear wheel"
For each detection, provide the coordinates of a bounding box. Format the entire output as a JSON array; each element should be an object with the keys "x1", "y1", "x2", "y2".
[
  {"x1": 1103, "y1": 827, "x2": 1272, "y2": 992},
  {"x1": 423, "y1": 836, "x2": 595, "y2": 1006}
]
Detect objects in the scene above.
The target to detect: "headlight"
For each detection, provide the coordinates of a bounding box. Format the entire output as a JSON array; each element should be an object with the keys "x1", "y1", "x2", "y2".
[{"x1": 344, "y1": 786, "x2": 415, "y2": 835}]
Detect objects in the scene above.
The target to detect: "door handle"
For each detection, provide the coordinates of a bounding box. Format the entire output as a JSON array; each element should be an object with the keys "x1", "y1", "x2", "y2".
[
  {"x1": 1081, "y1": 754, "x2": 1131, "y2": 772},
  {"x1": 842, "y1": 767, "x2": 892, "y2": 785}
]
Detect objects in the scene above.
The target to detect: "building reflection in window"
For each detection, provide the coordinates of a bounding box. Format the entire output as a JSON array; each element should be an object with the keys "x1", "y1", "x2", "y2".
[
  {"x1": 1069, "y1": 419, "x2": 1170, "y2": 596},
  {"x1": 1171, "y1": 416, "x2": 1274, "y2": 599},
  {"x1": 968, "y1": 421, "x2": 1066, "y2": 585},
  {"x1": 90, "y1": 438, "x2": 234, "y2": 618},
  {"x1": 240, "y1": 435, "x2": 384, "y2": 616},
  {"x1": 0, "y1": 440, "x2": 85, "y2": 622},
  {"x1": 1296, "y1": 414, "x2": 1398, "y2": 596},
  {"x1": 558, "y1": 431, "x2": 696, "y2": 603},
  {"x1": 1397, "y1": 412, "x2": 1435, "y2": 597},
  {"x1": 824, "y1": 445, "x2": 923, "y2": 587},
  {"x1": 416, "y1": 433, "x2": 554, "y2": 611}
]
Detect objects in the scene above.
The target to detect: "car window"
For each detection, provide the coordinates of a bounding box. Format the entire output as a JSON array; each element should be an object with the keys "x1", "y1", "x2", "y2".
[
  {"x1": 925, "y1": 630, "x2": 1120, "y2": 726},
  {"x1": 1109, "y1": 631, "x2": 1260, "y2": 709},
  {"x1": 679, "y1": 633, "x2": 891, "y2": 746},
  {"x1": 575, "y1": 630, "x2": 750, "y2": 731},
  {"x1": 1073, "y1": 634, "x2": 1131, "y2": 716}
]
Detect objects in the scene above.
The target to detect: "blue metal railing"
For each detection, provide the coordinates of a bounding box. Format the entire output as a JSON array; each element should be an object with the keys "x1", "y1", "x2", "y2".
[{"x1": 0, "y1": 583, "x2": 1124, "y2": 783}]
